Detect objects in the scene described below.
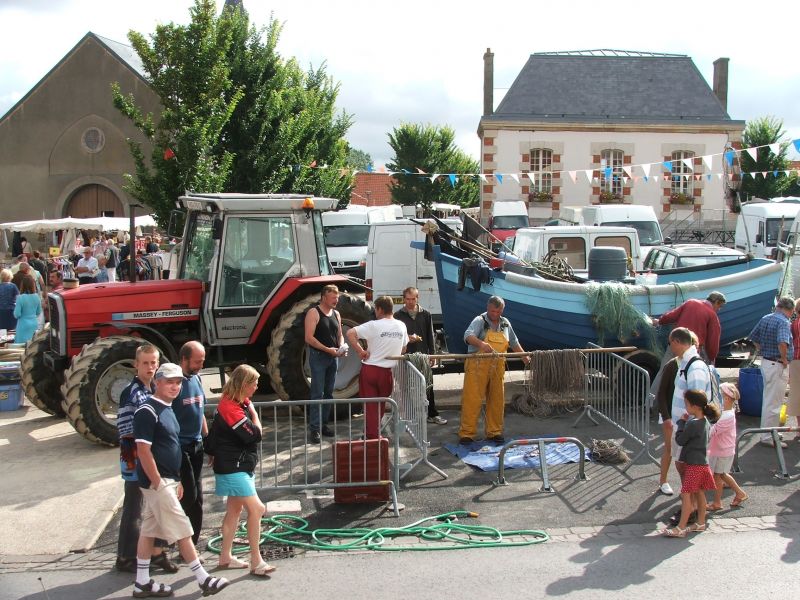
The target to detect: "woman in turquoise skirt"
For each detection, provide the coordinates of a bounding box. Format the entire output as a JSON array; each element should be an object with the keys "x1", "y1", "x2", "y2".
[{"x1": 13, "y1": 275, "x2": 41, "y2": 343}]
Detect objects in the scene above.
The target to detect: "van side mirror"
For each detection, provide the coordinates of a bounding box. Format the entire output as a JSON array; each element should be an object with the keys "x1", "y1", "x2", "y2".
[
  {"x1": 755, "y1": 233, "x2": 763, "y2": 244},
  {"x1": 167, "y1": 210, "x2": 186, "y2": 238},
  {"x1": 662, "y1": 236, "x2": 672, "y2": 245}
]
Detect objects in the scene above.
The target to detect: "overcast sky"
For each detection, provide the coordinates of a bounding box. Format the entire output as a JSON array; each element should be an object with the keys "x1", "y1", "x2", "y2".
[{"x1": 2, "y1": 0, "x2": 799, "y2": 168}]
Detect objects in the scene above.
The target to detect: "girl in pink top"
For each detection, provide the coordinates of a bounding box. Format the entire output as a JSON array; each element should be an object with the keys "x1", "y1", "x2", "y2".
[{"x1": 707, "y1": 382, "x2": 748, "y2": 510}]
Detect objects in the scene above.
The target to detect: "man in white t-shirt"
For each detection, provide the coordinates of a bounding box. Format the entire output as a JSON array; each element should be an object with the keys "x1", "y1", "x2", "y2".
[{"x1": 347, "y1": 295, "x2": 408, "y2": 439}]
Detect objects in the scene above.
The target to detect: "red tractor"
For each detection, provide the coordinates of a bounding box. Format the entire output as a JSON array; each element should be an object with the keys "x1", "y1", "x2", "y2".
[{"x1": 21, "y1": 193, "x2": 372, "y2": 445}]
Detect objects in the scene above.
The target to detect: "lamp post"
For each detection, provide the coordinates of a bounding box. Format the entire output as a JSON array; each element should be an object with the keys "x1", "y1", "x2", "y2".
[{"x1": 128, "y1": 204, "x2": 141, "y2": 283}]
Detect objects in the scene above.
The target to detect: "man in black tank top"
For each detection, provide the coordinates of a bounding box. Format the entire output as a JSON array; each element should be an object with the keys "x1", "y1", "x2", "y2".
[{"x1": 304, "y1": 285, "x2": 346, "y2": 443}]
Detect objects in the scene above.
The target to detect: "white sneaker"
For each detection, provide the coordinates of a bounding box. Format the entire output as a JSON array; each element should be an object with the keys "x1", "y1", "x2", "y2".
[
  {"x1": 427, "y1": 415, "x2": 447, "y2": 425},
  {"x1": 659, "y1": 482, "x2": 674, "y2": 496}
]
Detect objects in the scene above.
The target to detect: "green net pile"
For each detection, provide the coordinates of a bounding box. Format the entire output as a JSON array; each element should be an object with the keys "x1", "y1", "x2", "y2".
[
  {"x1": 584, "y1": 282, "x2": 657, "y2": 351},
  {"x1": 512, "y1": 349, "x2": 585, "y2": 417}
]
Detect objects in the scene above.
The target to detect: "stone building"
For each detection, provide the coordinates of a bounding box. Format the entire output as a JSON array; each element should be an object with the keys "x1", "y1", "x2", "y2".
[
  {"x1": 478, "y1": 49, "x2": 744, "y2": 225},
  {"x1": 0, "y1": 32, "x2": 160, "y2": 222}
]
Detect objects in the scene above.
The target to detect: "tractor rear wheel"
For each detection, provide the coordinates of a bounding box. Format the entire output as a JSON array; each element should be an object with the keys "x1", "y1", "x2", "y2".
[
  {"x1": 266, "y1": 293, "x2": 373, "y2": 400},
  {"x1": 20, "y1": 329, "x2": 66, "y2": 417},
  {"x1": 61, "y1": 336, "x2": 153, "y2": 446}
]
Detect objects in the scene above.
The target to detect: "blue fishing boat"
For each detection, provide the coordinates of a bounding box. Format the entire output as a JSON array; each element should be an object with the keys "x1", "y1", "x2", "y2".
[{"x1": 430, "y1": 245, "x2": 781, "y2": 366}]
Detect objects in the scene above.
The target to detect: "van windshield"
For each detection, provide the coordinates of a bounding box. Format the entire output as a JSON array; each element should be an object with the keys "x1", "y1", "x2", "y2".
[
  {"x1": 324, "y1": 224, "x2": 370, "y2": 247},
  {"x1": 601, "y1": 220, "x2": 662, "y2": 246},
  {"x1": 766, "y1": 219, "x2": 792, "y2": 245},
  {"x1": 492, "y1": 215, "x2": 529, "y2": 230}
]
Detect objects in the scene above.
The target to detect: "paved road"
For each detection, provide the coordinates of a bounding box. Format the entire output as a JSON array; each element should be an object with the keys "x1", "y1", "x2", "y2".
[{"x1": 3, "y1": 524, "x2": 799, "y2": 599}]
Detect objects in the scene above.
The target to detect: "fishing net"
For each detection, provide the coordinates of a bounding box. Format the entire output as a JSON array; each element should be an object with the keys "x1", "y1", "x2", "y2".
[
  {"x1": 588, "y1": 438, "x2": 630, "y2": 464},
  {"x1": 584, "y1": 281, "x2": 658, "y2": 351},
  {"x1": 512, "y1": 349, "x2": 586, "y2": 417}
]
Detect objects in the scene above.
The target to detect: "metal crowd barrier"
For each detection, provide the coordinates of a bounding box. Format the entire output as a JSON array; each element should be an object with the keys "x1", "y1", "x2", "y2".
[
  {"x1": 391, "y1": 359, "x2": 447, "y2": 481},
  {"x1": 732, "y1": 425, "x2": 800, "y2": 480},
  {"x1": 208, "y1": 397, "x2": 402, "y2": 516},
  {"x1": 574, "y1": 344, "x2": 655, "y2": 471},
  {"x1": 492, "y1": 436, "x2": 588, "y2": 492}
]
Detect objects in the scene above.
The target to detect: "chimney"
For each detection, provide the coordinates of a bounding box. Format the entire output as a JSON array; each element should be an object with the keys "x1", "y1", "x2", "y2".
[
  {"x1": 483, "y1": 48, "x2": 494, "y2": 117},
  {"x1": 713, "y1": 57, "x2": 729, "y2": 111}
]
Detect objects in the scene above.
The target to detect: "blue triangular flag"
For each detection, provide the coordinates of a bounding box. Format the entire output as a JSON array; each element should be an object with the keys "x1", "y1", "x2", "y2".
[
  {"x1": 604, "y1": 167, "x2": 612, "y2": 178},
  {"x1": 793, "y1": 139, "x2": 800, "y2": 153},
  {"x1": 725, "y1": 151, "x2": 734, "y2": 167},
  {"x1": 774, "y1": 170, "x2": 779, "y2": 177},
  {"x1": 495, "y1": 173, "x2": 503, "y2": 184},
  {"x1": 663, "y1": 161, "x2": 673, "y2": 171},
  {"x1": 448, "y1": 174, "x2": 457, "y2": 187}
]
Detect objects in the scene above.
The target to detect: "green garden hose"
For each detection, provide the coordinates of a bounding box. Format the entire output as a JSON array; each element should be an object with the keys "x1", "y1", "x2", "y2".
[{"x1": 206, "y1": 511, "x2": 549, "y2": 554}]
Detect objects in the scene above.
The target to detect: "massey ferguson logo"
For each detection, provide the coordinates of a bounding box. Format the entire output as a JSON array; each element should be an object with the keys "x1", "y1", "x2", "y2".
[{"x1": 112, "y1": 309, "x2": 200, "y2": 321}]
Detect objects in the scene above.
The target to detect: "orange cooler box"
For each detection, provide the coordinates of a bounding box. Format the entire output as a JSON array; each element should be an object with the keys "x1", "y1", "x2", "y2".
[{"x1": 333, "y1": 438, "x2": 391, "y2": 503}]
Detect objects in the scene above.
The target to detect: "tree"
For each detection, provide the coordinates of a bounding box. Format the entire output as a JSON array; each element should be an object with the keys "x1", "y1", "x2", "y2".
[
  {"x1": 386, "y1": 124, "x2": 479, "y2": 213},
  {"x1": 347, "y1": 147, "x2": 373, "y2": 171},
  {"x1": 113, "y1": 0, "x2": 354, "y2": 226},
  {"x1": 740, "y1": 116, "x2": 799, "y2": 201}
]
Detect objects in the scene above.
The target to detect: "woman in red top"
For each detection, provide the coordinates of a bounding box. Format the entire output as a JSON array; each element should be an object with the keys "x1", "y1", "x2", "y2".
[
  {"x1": 206, "y1": 365, "x2": 276, "y2": 576},
  {"x1": 787, "y1": 299, "x2": 800, "y2": 435}
]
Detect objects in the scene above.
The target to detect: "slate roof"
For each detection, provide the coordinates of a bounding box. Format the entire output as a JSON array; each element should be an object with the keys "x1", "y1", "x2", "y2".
[
  {"x1": 486, "y1": 50, "x2": 741, "y2": 126},
  {"x1": 1, "y1": 32, "x2": 147, "y2": 123}
]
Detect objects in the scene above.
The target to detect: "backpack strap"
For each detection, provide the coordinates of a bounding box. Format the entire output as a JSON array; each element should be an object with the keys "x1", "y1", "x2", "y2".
[{"x1": 680, "y1": 355, "x2": 704, "y2": 380}]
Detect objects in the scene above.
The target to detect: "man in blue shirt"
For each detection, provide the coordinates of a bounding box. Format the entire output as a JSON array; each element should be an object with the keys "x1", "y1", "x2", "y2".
[
  {"x1": 749, "y1": 297, "x2": 794, "y2": 447},
  {"x1": 115, "y1": 344, "x2": 177, "y2": 574},
  {"x1": 173, "y1": 341, "x2": 209, "y2": 546},
  {"x1": 133, "y1": 363, "x2": 229, "y2": 597}
]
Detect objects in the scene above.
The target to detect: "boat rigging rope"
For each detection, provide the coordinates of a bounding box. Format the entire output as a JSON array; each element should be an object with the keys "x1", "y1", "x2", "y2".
[{"x1": 206, "y1": 511, "x2": 549, "y2": 554}]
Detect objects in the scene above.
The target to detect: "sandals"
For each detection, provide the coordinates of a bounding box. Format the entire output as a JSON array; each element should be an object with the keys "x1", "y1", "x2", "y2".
[
  {"x1": 687, "y1": 522, "x2": 706, "y2": 533},
  {"x1": 730, "y1": 494, "x2": 749, "y2": 508},
  {"x1": 250, "y1": 561, "x2": 277, "y2": 577},
  {"x1": 218, "y1": 556, "x2": 248, "y2": 570},
  {"x1": 662, "y1": 526, "x2": 686, "y2": 538},
  {"x1": 199, "y1": 576, "x2": 230, "y2": 597},
  {"x1": 706, "y1": 504, "x2": 723, "y2": 512},
  {"x1": 150, "y1": 552, "x2": 179, "y2": 573},
  {"x1": 132, "y1": 579, "x2": 173, "y2": 598}
]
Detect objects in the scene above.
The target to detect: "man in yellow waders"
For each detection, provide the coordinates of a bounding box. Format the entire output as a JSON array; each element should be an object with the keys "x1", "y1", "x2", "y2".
[{"x1": 459, "y1": 296, "x2": 529, "y2": 445}]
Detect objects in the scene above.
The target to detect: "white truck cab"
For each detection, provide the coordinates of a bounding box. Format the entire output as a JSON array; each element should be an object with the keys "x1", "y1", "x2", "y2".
[
  {"x1": 734, "y1": 199, "x2": 800, "y2": 258},
  {"x1": 489, "y1": 200, "x2": 529, "y2": 243},
  {"x1": 560, "y1": 204, "x2": 664, "y2": 247},
  {"x1": 510, "y1": 225, "x2": 643, "y2": 274},
  {"x1": 322, "y1": 205, "x2": 400, "y2": 278}
]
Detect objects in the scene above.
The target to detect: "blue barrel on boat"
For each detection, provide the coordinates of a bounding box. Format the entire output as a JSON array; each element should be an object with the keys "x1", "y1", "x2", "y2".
[
  {"x1": 738, "y1": 367, "x2": 763, "y2": 417},
  {"x1": 588, "y1": 246, "x2": 628, "y2": 282}
]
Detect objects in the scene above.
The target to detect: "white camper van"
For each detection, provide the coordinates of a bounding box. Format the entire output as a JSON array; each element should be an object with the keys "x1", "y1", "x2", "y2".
[
  {"x1": 510, "y1": 225, "x2": 643, "y2": 274},
  {"x1": 734, "y1": 200, "x2": 800, "y2": 258},
  {"x1": 560, "y1": 205, "x2": 664, "y2": 247},
  {"x1": 322, "y1": 205, "x2": 400, "y2": 278}
]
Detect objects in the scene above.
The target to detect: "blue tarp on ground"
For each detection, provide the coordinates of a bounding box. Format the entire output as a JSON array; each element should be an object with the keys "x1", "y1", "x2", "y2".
[{"x1": 443, "y1": 437, "x2": 589, "y2": 472}]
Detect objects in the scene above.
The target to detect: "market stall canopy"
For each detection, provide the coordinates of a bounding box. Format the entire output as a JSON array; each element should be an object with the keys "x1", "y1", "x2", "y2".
[{"x1": 0, "y1": 215, "x2": 157, "y2": 233}]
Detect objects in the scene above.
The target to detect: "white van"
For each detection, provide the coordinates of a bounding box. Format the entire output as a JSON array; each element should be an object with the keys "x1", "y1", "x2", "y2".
[
  {"x1": 489, "y1": 200, "x2": 529, "y2": 243},
  {"x1": 510, "y1": 225, "x2": 643, "y2": 274},
  {"x1": 365, "y1": 219, "x2": 442, "y2": 323},
  {"x1": 734, "y1": 199, "x2": 800, "y2": 258},
  {"x1": 322, "y1": 205, "x2": 400, "y2": 278},
  {"x1": 560, "y1": 204, "x2": 664, "y2": 247}
]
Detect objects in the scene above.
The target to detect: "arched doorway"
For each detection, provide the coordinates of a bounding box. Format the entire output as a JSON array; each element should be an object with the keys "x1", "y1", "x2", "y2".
[{"x1": 64, "y1": 184, "x2": 124, "y2": 218}]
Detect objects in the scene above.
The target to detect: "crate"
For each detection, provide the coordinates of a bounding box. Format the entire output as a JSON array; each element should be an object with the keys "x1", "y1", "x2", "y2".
[
  {"x1": 0, "y1": 383, "x2": 23, "y2": 411},
  {"x1": 0, "y1": 361, "x2": 21, "y2": 383},
  {"x1": 332, "y1": 438, "x2": 391, "y2": 503}
]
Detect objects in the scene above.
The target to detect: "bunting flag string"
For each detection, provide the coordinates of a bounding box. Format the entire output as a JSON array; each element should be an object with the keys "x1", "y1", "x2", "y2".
[{"x1": 295, "y1": 138, "x2": 800, "y2": 185}]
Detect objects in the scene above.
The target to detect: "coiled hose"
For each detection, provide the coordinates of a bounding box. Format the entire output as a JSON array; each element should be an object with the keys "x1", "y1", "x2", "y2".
[{"x1": 207, "y1": 511, "x2": 549, "y2": 554}]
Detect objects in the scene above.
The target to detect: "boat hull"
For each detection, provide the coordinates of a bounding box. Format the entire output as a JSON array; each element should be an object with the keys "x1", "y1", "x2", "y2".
[{"x1": 432, "y1": 247, "x2": 781, "y2": 356}]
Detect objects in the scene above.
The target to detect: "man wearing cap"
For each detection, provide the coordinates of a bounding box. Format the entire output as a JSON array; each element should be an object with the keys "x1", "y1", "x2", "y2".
[
  {"x1": 75, "y1": 246, "x2": 99, "y2": 284},
  {"x1": 132, "y1": 363, "x2": 229, "y2": 597},
  {"x1": 748, "y1": 297, "x2": 794, "y2": 448}
]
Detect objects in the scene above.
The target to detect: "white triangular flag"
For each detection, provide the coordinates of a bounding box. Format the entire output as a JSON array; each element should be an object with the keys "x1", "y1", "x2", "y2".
[
  {"x1": 641, "y1": 163, "x2": 651, "y2": 178},
  {"x1": 623, "y1": 166, "x2": 633, "y2": 178},
  {"x1": 584, "y1": 170, "x2": 593, "y2": 183},
  {"x1": 702, "y1": 154, "x2": 713, "y2": 170},
  {"x1": 762, "y1": 171, "x2": 768, "y2": 178},
  {"x1": 769, "y1": 143, "x2": 781, "y2": 155},
  {"x1": 717, "y1": 173, "x2": 723, "y2": 180},
  {"x1": 528, "y1": 172, "x2": 536, "y2": 185},
  {"x1": 746, "y1": 147, "x2": 758, "y2": 161},
  {"x1": 479, "y1": 173, "x2": 488, "y2": 183},
  {"x1": 510, "y1": 173, "x2": 520, "y2": 184},
  {"x1": 682, "y1": 158, "x2": 694, "y2": 171},
  {"x1": 430, "y1": 174, "x2": 439, "y2": 183},
  {"x1": 568, "y1": 171, "x2": 576, "y2": 184}
]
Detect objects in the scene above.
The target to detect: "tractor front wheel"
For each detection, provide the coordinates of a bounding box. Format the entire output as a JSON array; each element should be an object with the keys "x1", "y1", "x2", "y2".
[
  {"x1": 20, "y1": 329, "x2": 66, "y2": 417},
  {"x1": 61, "y1": 336, "x2": 153, "y2": 446}
]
